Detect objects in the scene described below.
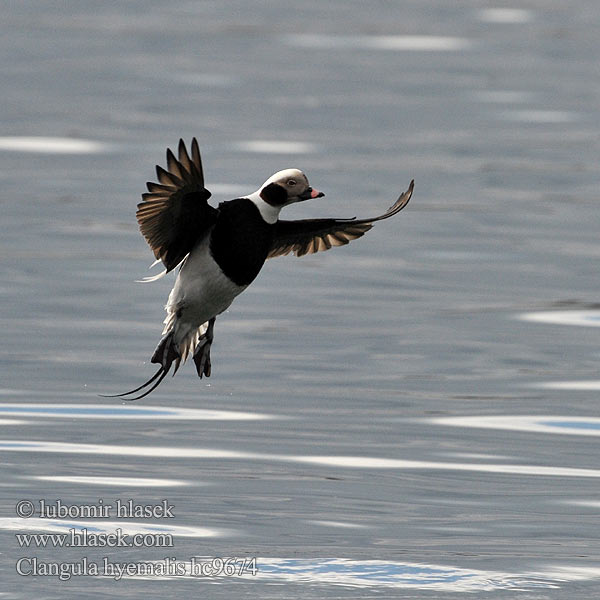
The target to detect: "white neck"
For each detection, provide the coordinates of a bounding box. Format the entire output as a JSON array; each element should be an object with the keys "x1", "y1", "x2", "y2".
[{"x1": 246, "y1": 190, "x2": 282, "y2": 224}]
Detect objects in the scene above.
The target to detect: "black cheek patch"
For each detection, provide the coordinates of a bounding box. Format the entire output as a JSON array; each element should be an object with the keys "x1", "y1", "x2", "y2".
[{"x1": 260, "y1": 182, "x2": 288, "y2": 206}]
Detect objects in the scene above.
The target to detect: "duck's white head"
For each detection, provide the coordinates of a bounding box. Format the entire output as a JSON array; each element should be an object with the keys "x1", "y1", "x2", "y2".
[{"x1": 248, "y1": 168, "x2": 324, "y2": 224}]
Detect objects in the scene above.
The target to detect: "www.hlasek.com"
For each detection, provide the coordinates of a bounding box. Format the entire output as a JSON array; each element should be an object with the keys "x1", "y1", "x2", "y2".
[
  {"x1": 16, "y1": 528, "x2": 173, "y2": 548},
  {"x1": 16, "y1": 557, "x2": 258, "y2": 581}
]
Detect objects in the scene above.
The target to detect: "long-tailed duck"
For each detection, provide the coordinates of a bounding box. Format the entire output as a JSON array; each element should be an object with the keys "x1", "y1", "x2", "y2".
[{"x1": 104, "y1": 139, "x2": 413, "y2": 399}]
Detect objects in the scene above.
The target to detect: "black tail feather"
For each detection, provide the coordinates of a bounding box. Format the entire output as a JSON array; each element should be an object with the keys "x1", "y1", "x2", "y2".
[
  {"x1": 117, "y1": 365, "x2": 171, "y2": 401},
  {"x1": 99, "y1": 364, "x2": 171, "y2": 401},
  {"x1": 99, "y1": 366, "x2": 164, "y2": 399},
  {"x1": 100, "y1": 332, "x2": 180, "y2": 401}
]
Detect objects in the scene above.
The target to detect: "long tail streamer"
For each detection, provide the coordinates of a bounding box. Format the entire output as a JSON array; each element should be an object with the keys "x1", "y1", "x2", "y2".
[{"x1": 99, "y1": 365, "x2": 171, "y2": 401}]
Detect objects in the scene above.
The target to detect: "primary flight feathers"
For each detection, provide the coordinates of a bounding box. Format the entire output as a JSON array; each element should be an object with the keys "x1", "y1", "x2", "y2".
[
  {"x1": 268, "y1": 182, "x2": 413, "y2": 258},
  {"x1": 137, "y1": 138, "x2": 216, "y2": 273}
]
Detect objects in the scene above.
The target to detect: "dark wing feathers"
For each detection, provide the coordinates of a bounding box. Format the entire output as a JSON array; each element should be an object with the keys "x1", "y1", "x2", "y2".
[
  {"x1": 268, "y1": 179, "x2": 414, "y2": 259},
  {"x1": 136, "y1": 138, "x2": 217, "y2": 273},
  {"x1": 145, "y1": 182, "x2": 176, "y2": 194},
  {"x1": 190, "y1": 138, "x2": 205, "y2": 181},
  {"x1": 137, "y1": 139, "x2": 412, "y2": 269}
]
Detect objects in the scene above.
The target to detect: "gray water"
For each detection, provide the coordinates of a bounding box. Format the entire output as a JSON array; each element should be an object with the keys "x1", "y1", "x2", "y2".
[{"x1": 2, "y1": 1, "x2": 600, "y2": 598}]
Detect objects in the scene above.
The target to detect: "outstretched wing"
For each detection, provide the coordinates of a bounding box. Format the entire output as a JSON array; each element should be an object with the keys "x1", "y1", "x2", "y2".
[
  {"x1": 136, "y1": 138, "x2": 218, "y2": 273},
  {"x1": 268, "y1": 179, "x2": 414, "y2": 259}
]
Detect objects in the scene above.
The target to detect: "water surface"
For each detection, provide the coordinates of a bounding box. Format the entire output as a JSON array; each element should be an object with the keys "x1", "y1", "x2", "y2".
[{"x1": 2, "y1": 1, "x2": 600, "y2": 598}]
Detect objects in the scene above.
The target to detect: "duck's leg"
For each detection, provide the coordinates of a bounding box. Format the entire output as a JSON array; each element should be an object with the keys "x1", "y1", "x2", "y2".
[{"x1": 193, "y1": 317, "x2": 215, "y2": 378}]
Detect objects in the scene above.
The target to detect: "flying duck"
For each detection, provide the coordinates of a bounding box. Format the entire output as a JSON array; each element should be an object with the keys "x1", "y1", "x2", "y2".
[{"x1": 104, "y1": 139, "x2": 413, "y2": 400}]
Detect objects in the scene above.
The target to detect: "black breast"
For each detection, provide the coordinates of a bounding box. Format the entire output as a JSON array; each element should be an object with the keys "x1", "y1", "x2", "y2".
[{"x1": 209, "y1": 198, "x2": 275, "y2": 286}]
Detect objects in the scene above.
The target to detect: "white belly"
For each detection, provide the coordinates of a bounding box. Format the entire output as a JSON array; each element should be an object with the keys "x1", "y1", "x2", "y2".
[{"x1": 163, "y1": 234, "x2": 246, "y2": 335}]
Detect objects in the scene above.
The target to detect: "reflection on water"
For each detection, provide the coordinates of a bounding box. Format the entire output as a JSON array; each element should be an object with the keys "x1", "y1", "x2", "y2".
[
  {"x1": 500, "y1": 110, "x2": 578, "y2": 123},
  {"x1": 0, "y1": 136, "x2": 107, "y2": 154},
  {"x1": 232, "y1": 140, "x2": 318, "y2": 154},
  {"x1": 109, "y1": 556, "x2": 600, "y2": 591},
  {"x1": 0, "y1": 440, "x2": 249, "y2": 458},
  {"x1": 32, "y1": 476, "x2": 190, "y2": 487},
  {"x1": 283, "y1": 34, "x2": 471, "y2": 51},
  {"x1": 252, "y1": 558, "x2": 579, "y2": 591},
  {"x1": 308, "y1": 520, "x2": 368, "y2": 529},
  {"x1": 430, "y1": 415, "x2": 600, "y2": 436},
  {"x1": 478, "y1": 8, "x2": 533, "y2": 23},
  {"x1": 544, "y1": 421, "x2": 600, "y2": 431},
  {"x1": 291, "y1": 455, "x2": 600, "y2": 477},
  {"x1": 566, "y1": 501, "x2": 600, "y2": 509},
  {"x1": 473, "y1": 90, "x2": 535, "y2": 103},
  {"x1": 3, "y1": 439, "x2": 600, "y2": 477},
  {"x1": 517, "y1": 311, "x2": 600, "y2": 327},
  {"x1": 0, "y1": 403, "x2": 275, "y2": 421},
  {"x1": 536, "y1": 381, "x2": 600, "y2": 391}
]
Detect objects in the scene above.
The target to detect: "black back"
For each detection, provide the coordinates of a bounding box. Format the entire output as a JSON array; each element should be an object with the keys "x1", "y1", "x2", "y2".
[{"x1": 209, "y1": 198, "x2": 275, "y2": 286}]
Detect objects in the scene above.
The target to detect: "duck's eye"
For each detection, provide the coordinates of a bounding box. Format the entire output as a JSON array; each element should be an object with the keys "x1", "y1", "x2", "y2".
[{"x1": 287, "y1": 179, "x2": 297, "y2": 186}]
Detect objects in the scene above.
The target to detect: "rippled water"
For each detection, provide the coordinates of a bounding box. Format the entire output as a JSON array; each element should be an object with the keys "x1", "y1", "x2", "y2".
[{"x1": 2, "y1": 1, "x2": 600, "y2": 598}]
